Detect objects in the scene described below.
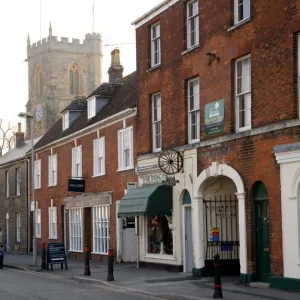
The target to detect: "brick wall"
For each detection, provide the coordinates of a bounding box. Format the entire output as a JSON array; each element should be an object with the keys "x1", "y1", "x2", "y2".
[
  {"x1": 34, "y1": 116, "x2": 137, "y2": 255},
  {"x1": 136, "y1": 0, "x2": 300, "y2": 154},
  {"x1": 0, "y1": 159, "x2": 28, "y2": 253}
]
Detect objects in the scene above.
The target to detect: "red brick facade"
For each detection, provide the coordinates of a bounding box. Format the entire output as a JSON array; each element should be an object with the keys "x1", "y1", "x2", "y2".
[
  {"x1": 135, "y1": 0, "x2": 300, "y2": 278},
  {"x1": 34, "y1": 116, "x2": 137, "y2": 258}
]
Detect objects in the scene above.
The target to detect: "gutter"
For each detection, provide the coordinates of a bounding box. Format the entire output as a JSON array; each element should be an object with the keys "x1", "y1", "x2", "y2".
[
  {"x1": 132, "y1": 0, "x2": 171, "y2": 25},
  {"x1": 0, "y1": 156, "x2": 27, "y2": 169},
  {"x1": 34, "y1": 107, "x2": 137, "y2": 153}
]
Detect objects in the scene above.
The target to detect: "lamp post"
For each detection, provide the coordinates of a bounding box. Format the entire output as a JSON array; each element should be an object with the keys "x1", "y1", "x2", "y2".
[{"x1": 18, "y1": 112, "x2": 37, "y2": 267}]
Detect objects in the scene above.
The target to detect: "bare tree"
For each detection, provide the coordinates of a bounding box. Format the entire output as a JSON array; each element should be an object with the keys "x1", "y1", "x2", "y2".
[{"x1": 0, "y1": 119, "x2": 16, "y2": 156}]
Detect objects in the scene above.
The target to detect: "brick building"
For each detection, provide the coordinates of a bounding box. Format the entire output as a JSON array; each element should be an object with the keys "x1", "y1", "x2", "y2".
[
  {"x1": 32, "y1": 50, "x2": 138, "y2": 261},
  {"x1": 117, "y1": 0, "x2": 300, "y2": 291},
  {"x1": 0, "y1": 124, "x2": 41, "y2": 253}
]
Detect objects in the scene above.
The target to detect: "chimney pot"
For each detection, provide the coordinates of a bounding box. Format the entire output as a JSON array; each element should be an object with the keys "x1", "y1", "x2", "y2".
[{"x1": 18, "y1": 122, "x2": 21, "y2": 133}]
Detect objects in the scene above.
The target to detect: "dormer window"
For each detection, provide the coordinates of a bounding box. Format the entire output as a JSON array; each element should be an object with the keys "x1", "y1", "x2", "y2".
[
  {"x1": 87, "y1": 96, "x2": 96, "y2": 119},
  {"x1": 62, "y1": 111, "x2": 69, "y2": 130}
]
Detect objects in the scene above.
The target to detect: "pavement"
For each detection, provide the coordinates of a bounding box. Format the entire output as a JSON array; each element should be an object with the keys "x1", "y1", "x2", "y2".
[{"x1": 2, "y1": 253, "x2": 300, "y2": 300}]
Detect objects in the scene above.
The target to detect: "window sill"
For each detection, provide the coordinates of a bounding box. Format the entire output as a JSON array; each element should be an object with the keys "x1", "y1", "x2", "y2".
[
  {"x1": 144, "y1": 254, "x2": 176, "y2": 261},
  {"x1": 147, "y1": 64, "x2": 161, "y2": 73},
  {"x1": 48, "y1": 185, "x2": 57, "y2": 188},
  {"x1": 236, "y1": 126, "x2": 251, "y2": 133},
  {"x1": 228, "y1": 17, "x2": 251, "y2": 32},
  {"x1": 92, "y1": 174, "x2": 106, "y2": 178},
  {"x1": 117, "y1": 167, "x2": 135, "y2": 172},
  {"x1": 48, "y1": 237, "x2": 58, "y2": 240},
  {"x1": 36, "y1": 236, "x2": 41, "y2": 239},
  {"x1": 189, "y1": 139, "x2": 200, "y2": 145},
  {"x1": 34, "y1": 187, "x2": 41, "y2": 190},
  {"x1": 91, "y1": 252, "x2": 108, "y2": 256},
  {"x1": 68, "y1": 250, "x2": 83, "y2": 253},
  {"x1": 181, "y1": 44, "x2": 200, "y2": 56}
]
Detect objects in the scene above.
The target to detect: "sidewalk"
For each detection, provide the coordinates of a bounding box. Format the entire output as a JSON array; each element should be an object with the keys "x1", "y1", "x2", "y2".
[{"x1": 3, "y1": 253, "x2": 300, "y2": 300}]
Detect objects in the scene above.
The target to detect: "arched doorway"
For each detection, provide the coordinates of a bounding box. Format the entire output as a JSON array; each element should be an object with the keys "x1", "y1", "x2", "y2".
[
  {"x1": 252, "y1": 181, "x2": 271, "y2": 282},
  {"x1": 182, "y1": 190, "x2": 193, "y2": 272},
  {"x1": 194, "y1": 162, "x2": 247, "y2": 276}
]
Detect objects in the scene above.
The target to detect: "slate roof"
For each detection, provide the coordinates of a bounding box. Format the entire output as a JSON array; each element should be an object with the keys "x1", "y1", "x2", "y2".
[
  {"x1": 0, "y1": 136, "x2": 42, "y2": 167},
  {"x1": 61, "y1": 99, "x2": 87, "y2": 113},
  {"x1": 34, "y1": 71, "x2": 137, "y2": 151}
]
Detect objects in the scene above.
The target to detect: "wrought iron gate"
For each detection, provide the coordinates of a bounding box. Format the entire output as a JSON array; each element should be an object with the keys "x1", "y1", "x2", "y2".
[{"x1": 203, "y1": 195, "x2": 240, "y2": 276}]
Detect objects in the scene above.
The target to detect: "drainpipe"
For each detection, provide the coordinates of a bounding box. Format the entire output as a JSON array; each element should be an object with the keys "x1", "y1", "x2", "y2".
[
  {"x1": 136, "y1": 216, "x2": 139, "y2": 268},
  {"x1": 26, "y1": 158, "x2": 30, "y2": 254},
  {"x1": 64, "y1": 206, "x2": 67, "y2": 253}
]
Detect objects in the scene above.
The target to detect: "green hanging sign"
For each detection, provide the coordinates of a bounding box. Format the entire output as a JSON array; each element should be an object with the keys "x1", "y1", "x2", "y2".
[{"x1": 204, "y1": 99, "x2": 224, "y2": 135}]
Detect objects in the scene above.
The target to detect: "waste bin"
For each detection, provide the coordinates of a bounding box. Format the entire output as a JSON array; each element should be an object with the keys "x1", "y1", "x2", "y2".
[{"x1": 0, "y1": 247, "x2": 4, "y2": 269}]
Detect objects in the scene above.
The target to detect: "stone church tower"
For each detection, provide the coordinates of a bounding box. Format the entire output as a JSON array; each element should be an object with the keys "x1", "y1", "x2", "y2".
[{"x1": 26, "y1": 24, "x2": 103, "y2": 138}]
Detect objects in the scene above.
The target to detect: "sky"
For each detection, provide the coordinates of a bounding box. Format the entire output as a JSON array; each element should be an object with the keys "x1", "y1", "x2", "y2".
[{"x1": 0, "y1": 0, "x2": 162, "y2": 129}]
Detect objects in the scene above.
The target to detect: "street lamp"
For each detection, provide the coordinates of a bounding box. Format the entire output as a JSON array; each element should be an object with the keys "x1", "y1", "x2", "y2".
[{"x1": 18, "y1": 112, "x2": 37, "y2": 267}]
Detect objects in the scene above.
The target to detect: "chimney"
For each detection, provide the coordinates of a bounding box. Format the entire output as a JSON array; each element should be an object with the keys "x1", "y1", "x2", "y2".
[
  {"x1": 108, "y1": 48, "x2": 124, "y2": 83},
  {"x1": 15, "y1": 123, "x2": 25, "y2": 148}
]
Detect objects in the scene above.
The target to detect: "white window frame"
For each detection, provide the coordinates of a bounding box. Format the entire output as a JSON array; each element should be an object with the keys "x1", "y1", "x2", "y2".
[
  {"x1": 35, "y1": 209, "x2": 41, "y2": 238},
  {"x1": 72, "y1": 146, "x2": 82, "y2": 179},
  {"x1": 187, "y1": 0, "x2": 199, "y2": 49},
  {"x1": 93, "y1": 137, "x2": 105, "y2": 177},
  {"x1": 152, "y1": 93, "x2": 162, "y2": 152},
  {"x1": 48, "y1": 207, "x2": 57, "y2": 239},
  {"x1": 298, "y1": 33, "x2": 300, "y2": 118},
  {"x1": 235, "y1": 55, "x2": 251, "y2": 132},
  {"x1": 188, "y1": 77, "x2": 200, "y2": 143},
  {"x1": 48, "y1": 154, "x2": 57, "y2": 187},
  {"x1": 16, "y1": 168, "x2": 21, "y2": 196},
  {"x1": 234, "y1": 0, "x2": 250, "y2": 24},
  {"x1": 118, "y1": 127, "x2": 134, "y2": 171},
  {"x1": 69, "y1": 208, "x2": 83, "y2": 252},
  {"x1": 151, "y1": 22, "x2": 161, "y2": 67},
  {"x1": 62, "y1": 111, "x2": 69, "y2": 130},
  {"x1": 16, "y1": 212, "x2": 21, "y2": 243},
  {"x1": 92, "y1": 206, "x2": 110, "y2": 254},
  {"x1": 34, "y1": 160, "x2": 41, "y2": 189},
  {"x1": 87, "y1": 96, "x2": 96, "y2": 119},
  {"x1": 5, "y1": 170, "x2": 9, "y2": 198}
]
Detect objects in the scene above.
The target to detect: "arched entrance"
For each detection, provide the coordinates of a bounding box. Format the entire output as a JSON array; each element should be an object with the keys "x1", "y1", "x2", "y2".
[
  {"x1": 252, "y1": 181, "x2": 271, "y2": 282},
  {"x1": 182, "y1": 190, "x2": 193, "y2": 272},
  {"x1": 193, "y1": 162, "x2": 247, "y2": 276}
]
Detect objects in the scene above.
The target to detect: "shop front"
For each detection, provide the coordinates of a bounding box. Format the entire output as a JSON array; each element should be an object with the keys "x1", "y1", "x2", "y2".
[
  {"x1": 117, "y1": 149, "x2": 197, "y2": 272},
  {"x1": 64, "y1": 192, "x2": 112, "y2": 259}
]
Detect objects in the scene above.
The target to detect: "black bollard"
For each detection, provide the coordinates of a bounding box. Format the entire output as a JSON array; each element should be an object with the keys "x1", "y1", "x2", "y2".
[
  {"x1": 213, "y1": 254, "x2": 223, "y2": 298},
  {"x1": 107, "y1": 248, "x2": 114, "y2": 281},
  {"x1": 41, "y1": 242, "x2": 46, "y2": 270},
  {"x1": 84, "y1": 244, "x2": 91, "y2": 276}
]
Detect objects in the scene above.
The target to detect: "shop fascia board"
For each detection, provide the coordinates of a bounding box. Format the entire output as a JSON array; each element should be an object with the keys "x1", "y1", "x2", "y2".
[{"x1": 34, "y1": 108, "x2": 137, "y2": 154}]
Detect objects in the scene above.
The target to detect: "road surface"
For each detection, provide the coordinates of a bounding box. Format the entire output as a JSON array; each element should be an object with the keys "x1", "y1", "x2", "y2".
[{"x1": 0, "y1": 268, "x2": 160, "y2": 300}]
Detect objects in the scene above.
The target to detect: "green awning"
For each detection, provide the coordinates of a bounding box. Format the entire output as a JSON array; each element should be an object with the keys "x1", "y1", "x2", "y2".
[{"x1": 118, "y1": 184, "x2": 173, "y2": 217}]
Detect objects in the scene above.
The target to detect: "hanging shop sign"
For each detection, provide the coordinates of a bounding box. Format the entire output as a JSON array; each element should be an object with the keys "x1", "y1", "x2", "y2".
[
  {"x1": 68, "y1": 179, "x2": 85, "y2": 193},
  {"x1": 204, "y1": 99, "x2": 224, "y2": 135}
]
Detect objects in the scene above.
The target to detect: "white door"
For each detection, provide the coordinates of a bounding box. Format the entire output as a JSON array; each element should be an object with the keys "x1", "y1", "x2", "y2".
[
  {"x1": 5, "y1": 213, "x2": 9, "y2": 252},
  {"x1": 122, "y1": 217, "x2": 137, "y2": 262},
  {"x1": 183, "y1": 206, "x2": 193, "y2": 272},
  {"x1": 116, "y1": 201, "x2": 137, "y2": 262}
]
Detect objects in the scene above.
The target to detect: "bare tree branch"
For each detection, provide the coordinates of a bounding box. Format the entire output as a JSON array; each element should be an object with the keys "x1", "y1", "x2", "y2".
[{"x1": 0, "y1": 119, "x2": 16, "y2": 156}]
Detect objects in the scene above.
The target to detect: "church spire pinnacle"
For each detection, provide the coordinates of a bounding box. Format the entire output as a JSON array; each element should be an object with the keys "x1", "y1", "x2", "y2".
[{"x1": 49, "y1": 22, "x2": 52, "y2": 37}]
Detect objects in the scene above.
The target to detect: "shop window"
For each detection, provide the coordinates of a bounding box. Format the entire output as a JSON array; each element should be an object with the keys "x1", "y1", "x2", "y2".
[
  {"x1": 148, "y1": 215, "x2": 173, "y2": 255},
  {"x1": 92, "y1": 206, "x2": 110, "y2": 254},
  {"x1": 69, "y1": 208, "x2": 83, "y2": 252}
]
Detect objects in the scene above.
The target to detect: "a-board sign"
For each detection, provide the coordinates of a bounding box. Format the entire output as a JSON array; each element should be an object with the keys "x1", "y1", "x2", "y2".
[{"x1": 47, "y1": 243, "x2": 68, "y2": 271}]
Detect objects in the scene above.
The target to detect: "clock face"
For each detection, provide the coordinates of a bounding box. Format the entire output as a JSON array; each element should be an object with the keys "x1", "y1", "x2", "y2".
[{"x1": 36, "y1": 104, "x2": 43, "y2": 122}]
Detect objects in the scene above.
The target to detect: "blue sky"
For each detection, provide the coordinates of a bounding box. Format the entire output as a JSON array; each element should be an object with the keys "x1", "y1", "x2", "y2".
[{"x1": 0, "y1": 0, "x2": 161, "y2": 128}]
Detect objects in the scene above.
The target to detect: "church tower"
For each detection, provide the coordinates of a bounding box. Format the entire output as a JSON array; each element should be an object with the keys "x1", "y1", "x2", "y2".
[{"x1": 26, "y1": 24, "x2": 103, "y2": 138}]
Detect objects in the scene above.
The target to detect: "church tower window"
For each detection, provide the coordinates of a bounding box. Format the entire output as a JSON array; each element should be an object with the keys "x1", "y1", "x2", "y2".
[{"x1": 69, "y1": 63, "x2": 82, "y2": 96}]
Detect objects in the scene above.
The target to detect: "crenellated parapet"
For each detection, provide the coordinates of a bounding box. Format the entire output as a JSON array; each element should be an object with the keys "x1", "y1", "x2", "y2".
[{"x1": 27, "y1": 32, "x2": 102, "y2": 58}]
